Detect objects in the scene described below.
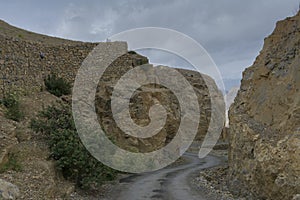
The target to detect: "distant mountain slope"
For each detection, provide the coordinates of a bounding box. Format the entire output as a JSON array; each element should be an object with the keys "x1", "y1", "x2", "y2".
[{"x1": 225, "y1": 87, "x2": 239, "y2": 127}]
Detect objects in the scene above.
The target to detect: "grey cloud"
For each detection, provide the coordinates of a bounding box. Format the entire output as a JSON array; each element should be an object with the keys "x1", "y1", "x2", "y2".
[{"x1": 0, "y1": 0, "x2": 299, "y2": 88}]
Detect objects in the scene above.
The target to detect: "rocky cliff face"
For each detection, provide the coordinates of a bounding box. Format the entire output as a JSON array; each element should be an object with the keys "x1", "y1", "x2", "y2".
[
  {"x1": 0, "y1": 20, "x2": 225, "y2": 198},
  {"x1": 96, "y1": 53, "x2": 224, "y2": 153},
  {"x1": 228, "y1": 13, "x2": 300, "y2": 199},
  {"x1": 0, "y1": 21, "x2": 224, "y2": 152}
]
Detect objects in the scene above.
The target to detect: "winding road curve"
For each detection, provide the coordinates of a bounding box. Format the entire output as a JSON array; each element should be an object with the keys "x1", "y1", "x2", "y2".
[{"x1": 116, "y1": 153, "x2": 222, "y2": 200}]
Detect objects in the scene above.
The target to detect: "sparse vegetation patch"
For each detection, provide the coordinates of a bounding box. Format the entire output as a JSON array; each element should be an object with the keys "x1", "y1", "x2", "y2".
[
  {"x1": 30, "y1": 102, "x2": 117, "y2": 189},
  {"x1": 44, "y1": 73, "x2": 71, "y2": 97},
  {"x1": 1, "y1": 93, "x2": 24, "y2": 122}
]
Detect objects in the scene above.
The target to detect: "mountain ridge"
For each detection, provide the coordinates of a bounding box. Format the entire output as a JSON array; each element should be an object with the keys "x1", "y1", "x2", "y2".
[{"x1": 0, "y1": 19, "x2": 93, "y2": 46}]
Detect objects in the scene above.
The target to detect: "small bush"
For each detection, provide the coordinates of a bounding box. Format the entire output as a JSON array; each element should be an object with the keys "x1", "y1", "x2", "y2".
[
  {"x1": 1, "y1": 93, "x2": 24, "y2": 122},
  {"x1": 44, "y1": 73, "x2": 71, "y2": 97},
  {"x1": 128, "y1": 50, "x2": 137, "y2": 54},
  {"x1": 30, "y1": 103, "x2": 117, "y2": 189},
  {"x1": 0, "y1": 153, "x2": 22, "y2": 173}
]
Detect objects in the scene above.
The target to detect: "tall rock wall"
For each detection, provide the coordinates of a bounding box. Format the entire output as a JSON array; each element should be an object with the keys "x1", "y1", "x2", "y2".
[
  {"x1": 0, "y1": 28, "x2": 128, "y2": 96},
  {"x1": 0, "y1": 20, "x2": 224, "y2": 153},
  {"x1": 96, "y1": 53, "x2": 224, "y2": 152},
  {"x1": 228, "y1": 12, "x2": 300, "y2": 199}
]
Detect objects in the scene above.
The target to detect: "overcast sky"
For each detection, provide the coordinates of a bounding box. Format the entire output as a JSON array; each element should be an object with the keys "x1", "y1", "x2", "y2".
[{"x1": 0, "y1": 0, "x2": 299, "y2": 89}]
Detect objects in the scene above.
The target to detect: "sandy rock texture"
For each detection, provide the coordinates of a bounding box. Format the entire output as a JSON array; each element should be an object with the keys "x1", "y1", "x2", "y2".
[
  {"x1": 228, "y1": 12, "x2": 300, "y2": 200},
  {"x1": 96, "y1": 53, "x2": 225, "y2": 153}
]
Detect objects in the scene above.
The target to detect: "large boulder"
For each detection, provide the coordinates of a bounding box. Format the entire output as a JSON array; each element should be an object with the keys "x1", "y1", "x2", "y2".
[
  {"x1": 228, "y1": 12, "x2": 300, "y2": 199},
  {"x1": 0, "y1": 179, "x2": 19, "y2": 200}
]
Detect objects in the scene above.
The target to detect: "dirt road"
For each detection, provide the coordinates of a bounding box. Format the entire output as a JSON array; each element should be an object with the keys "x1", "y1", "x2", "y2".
[{"x1": 115, "y1": 153, "x2": 222, "y2": 200}]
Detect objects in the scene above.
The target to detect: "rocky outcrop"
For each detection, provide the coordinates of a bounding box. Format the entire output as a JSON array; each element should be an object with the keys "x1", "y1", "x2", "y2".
[
  {"x1": 0, "y1": 179, "x2": 19, "y2": 199},
  {"x1": 96, "y1": 53, "x2": 224, "y2": 153},
  {"x1": 0, "y1": 20, "x2": 225, "y2": 153},
  {"x1": 228, "y1": 12, "x2": 300, "y2": 199},
  {"x1": 0, "y1": 33, "x2": 97, "y2": 96},
  {"x1": 0, "y1": 20, "x2": 132, "y2": 97},
  {"x1": 225, "y1": 87, "x2": 239, "y2": 127},
  {"x1": 0, "y1": 19, "x2": 225, "y2": 198}
]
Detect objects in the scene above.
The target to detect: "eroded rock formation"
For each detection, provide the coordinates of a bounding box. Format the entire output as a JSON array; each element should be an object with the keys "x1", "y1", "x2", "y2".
[
  {"x1": 96, "y1": 53, "x2": 225, "y2": 153},
  {"x1": 228, "y1": 12, "x2": 300, "y2": 199},
  {"x1": 0, "y1": 19, "x2": 225, "y2": 197}
]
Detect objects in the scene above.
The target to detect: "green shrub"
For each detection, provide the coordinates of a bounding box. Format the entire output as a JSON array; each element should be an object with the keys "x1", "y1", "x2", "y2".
[
  {"x1": 44, "y1": 73, "x2": 71, "y2": 97},
  {"x1": 30, "y1": 103, "x2": 117, "y2": 189},
  {"x1": 128, "y1": 50, "x2": 137, "y2": 54},
  {"x1": 0, "y1": 152, "x2": 22, "y2": 173},
  {"x1": 1, "y1": 93, "x2": 24, "y2": 122}
]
